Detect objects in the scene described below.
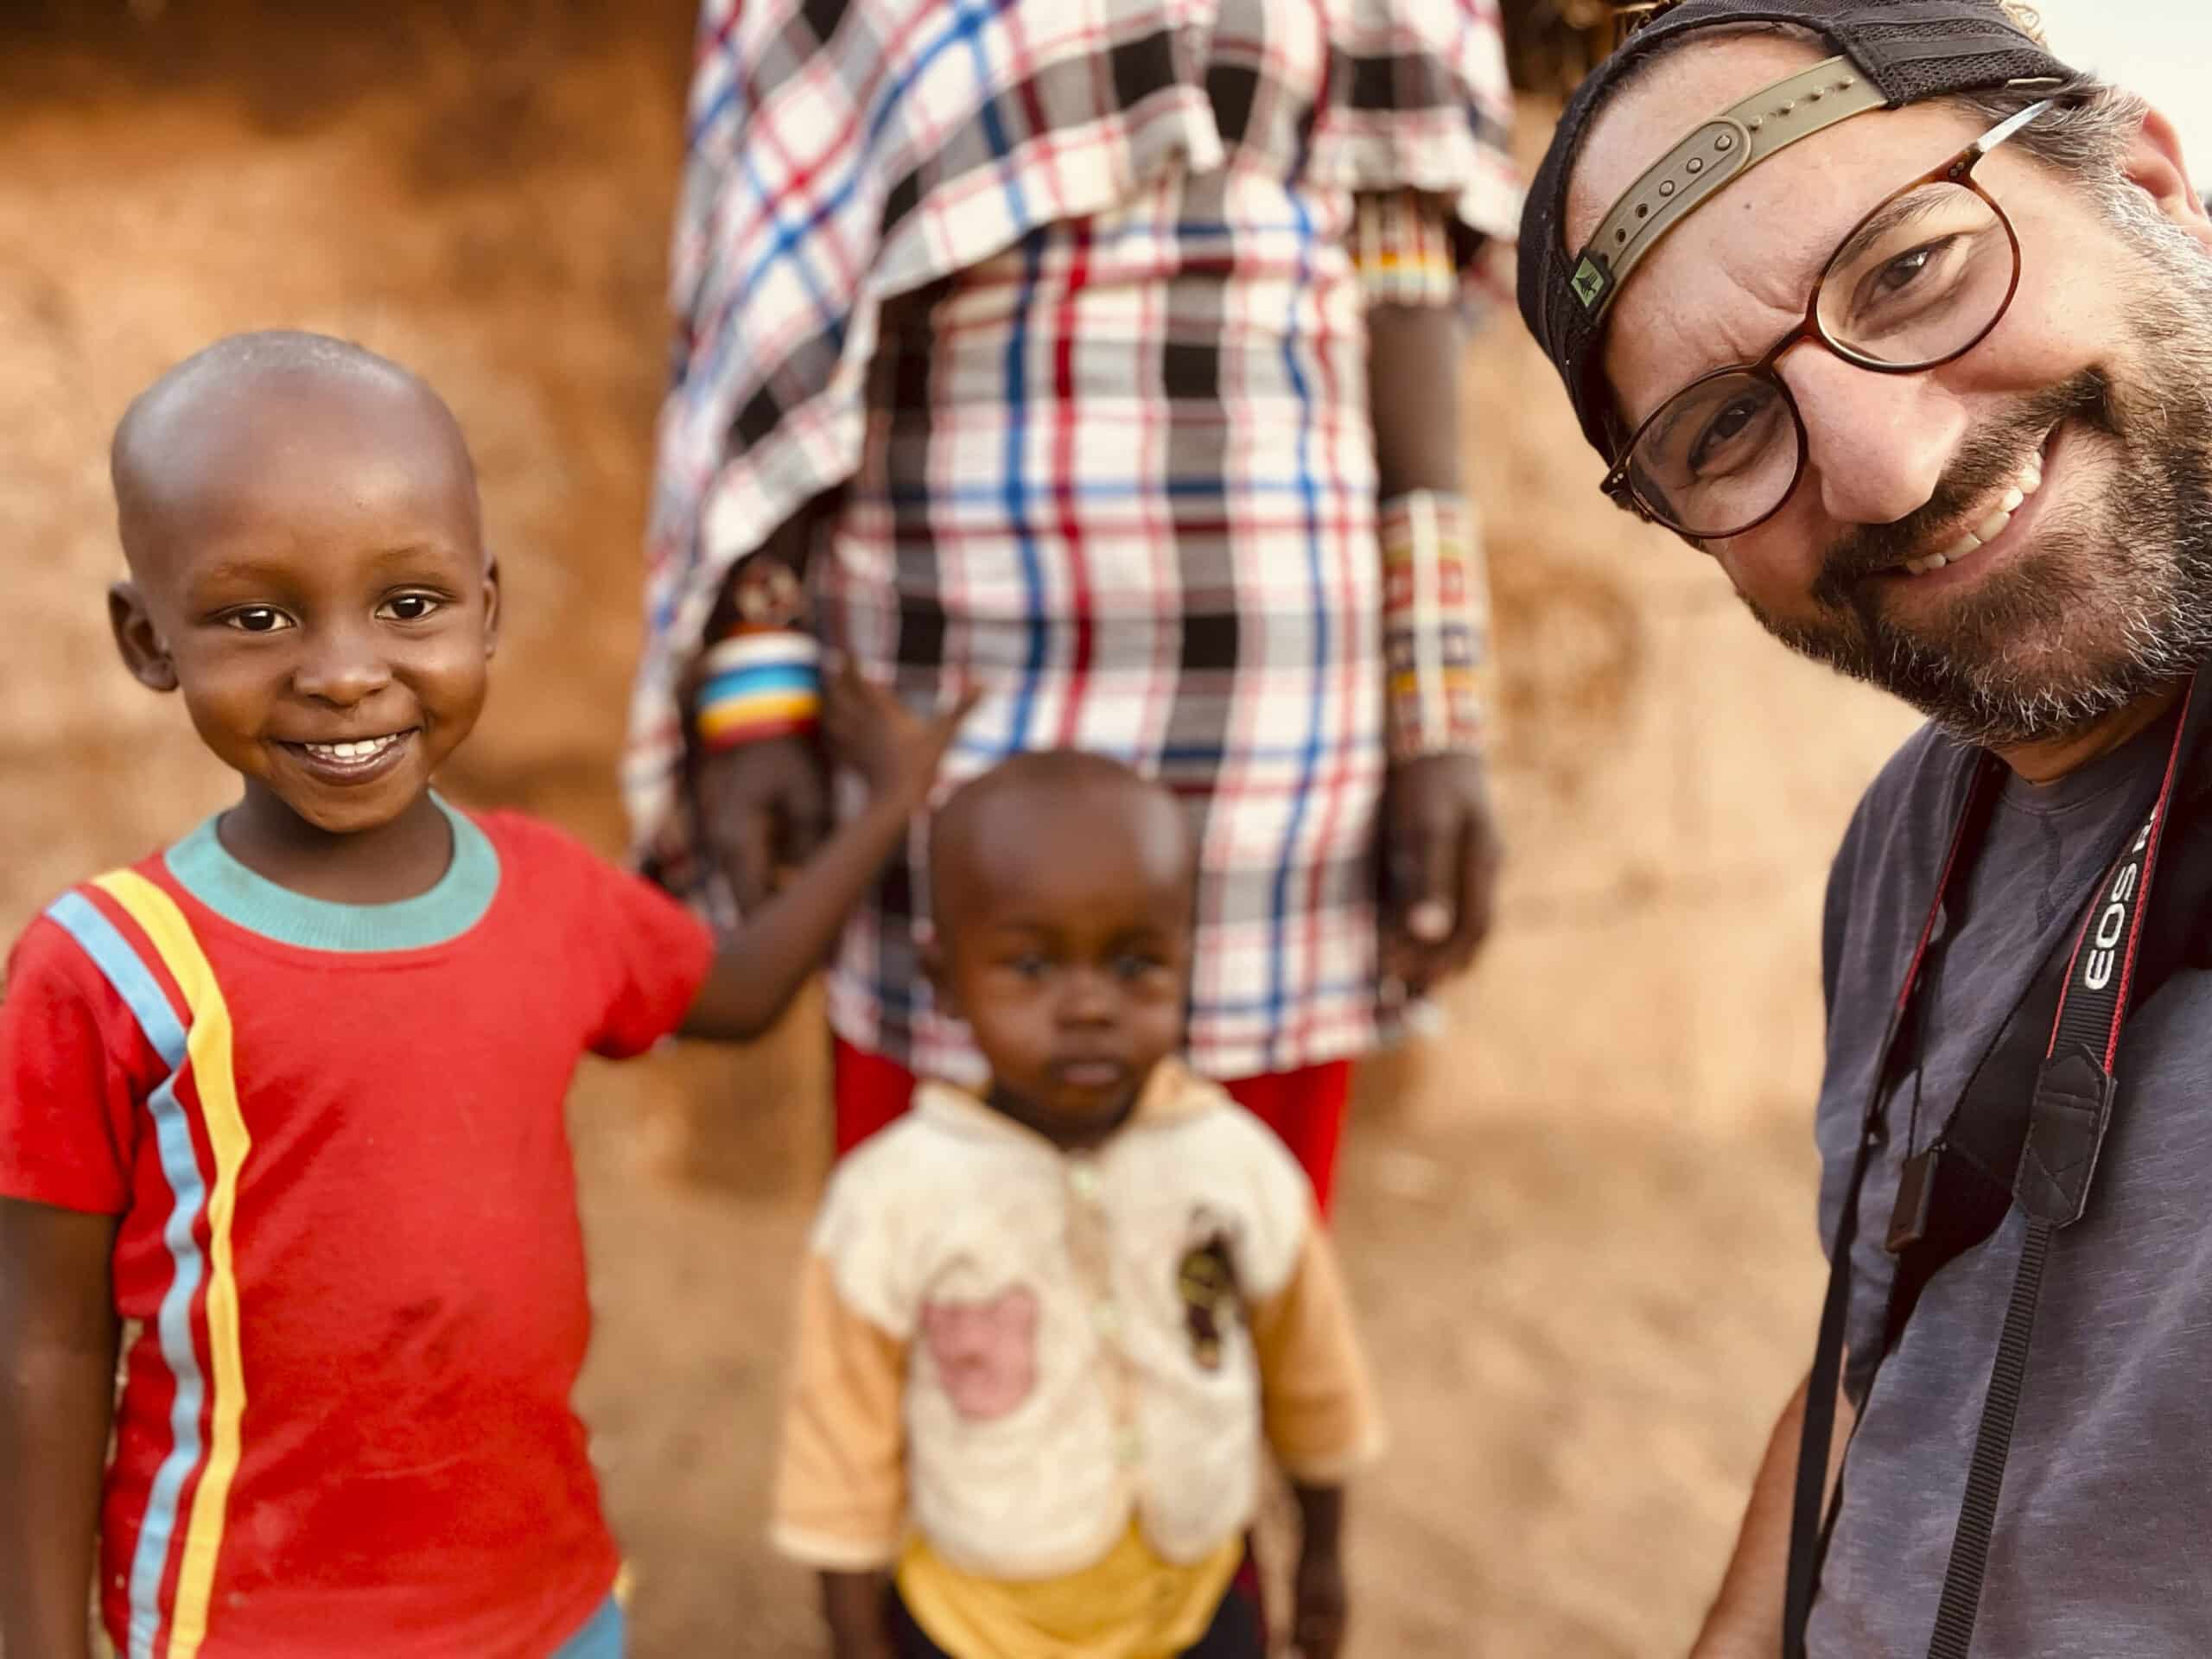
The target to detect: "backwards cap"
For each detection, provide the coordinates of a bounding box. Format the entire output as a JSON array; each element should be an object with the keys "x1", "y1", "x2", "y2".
[{"x1": 1517, "y1": 0, "x2": 2079, "y2": 456}]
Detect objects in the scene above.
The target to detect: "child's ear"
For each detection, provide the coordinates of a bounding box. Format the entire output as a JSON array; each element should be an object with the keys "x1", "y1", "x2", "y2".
[
  {"x1": 919, "y1": 922, "x2": 959, "y2": 1017},
  {"x1": 107, "y1": 582, "x2": 178, "y2": 692},
  {"x1": 480, "y1": 553, "x2": 502, "y2": 659}
]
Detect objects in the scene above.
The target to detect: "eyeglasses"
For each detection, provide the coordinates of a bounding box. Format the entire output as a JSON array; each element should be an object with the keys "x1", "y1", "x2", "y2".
[{"x1": 1600, "y1": 99, "x2": 2055, "y2": 540}]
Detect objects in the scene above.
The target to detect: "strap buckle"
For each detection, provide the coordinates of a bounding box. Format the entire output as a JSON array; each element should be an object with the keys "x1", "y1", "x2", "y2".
[
  {"x1": 1886, "y1": 1146, "x2": 1942, "y2": 1254},
  {"x1": 2014, "y1": 1045, "x2": 2119, "y2": 1228}
]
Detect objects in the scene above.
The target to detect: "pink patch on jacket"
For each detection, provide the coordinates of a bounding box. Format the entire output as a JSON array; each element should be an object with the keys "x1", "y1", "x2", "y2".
[{"x1": 919, "y1": 1286, "x2": 1039, "y2": 1421}]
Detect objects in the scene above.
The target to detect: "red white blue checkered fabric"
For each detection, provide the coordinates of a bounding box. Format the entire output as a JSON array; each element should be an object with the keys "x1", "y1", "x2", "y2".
[{"x1": 629, "y1": 0, "x2": 1516, "y2": 1079}]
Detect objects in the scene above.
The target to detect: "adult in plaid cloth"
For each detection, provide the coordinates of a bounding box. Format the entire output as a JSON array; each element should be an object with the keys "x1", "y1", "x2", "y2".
[{"x1": 627, "y1": 0, "x2": 1519, "y2": 1210}]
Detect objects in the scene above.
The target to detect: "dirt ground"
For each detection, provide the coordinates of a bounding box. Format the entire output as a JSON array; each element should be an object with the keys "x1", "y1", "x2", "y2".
[{"x1": 0, "y1": 5, "x2": 1925, "y2": 1654}]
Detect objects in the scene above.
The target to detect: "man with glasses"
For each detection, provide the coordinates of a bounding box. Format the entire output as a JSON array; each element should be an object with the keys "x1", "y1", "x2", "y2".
[{"x1": 1519, "y1": 2, "x2": 2212, "y2": 1655}]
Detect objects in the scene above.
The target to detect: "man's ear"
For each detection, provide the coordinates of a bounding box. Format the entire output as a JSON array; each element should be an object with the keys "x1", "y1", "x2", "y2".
[
  {"x1": 108, "y1": 582, "x2": 178, "y2": 692},
  {"x1": 2121, "y1": 103, "x2": 2212, "y2": 254},
  {"x1": 481, "y1": 553, "x2": 502, "y2": 659},
  {"x1": 918, "y1": 920, "x2": 959, "y2": 1018}
]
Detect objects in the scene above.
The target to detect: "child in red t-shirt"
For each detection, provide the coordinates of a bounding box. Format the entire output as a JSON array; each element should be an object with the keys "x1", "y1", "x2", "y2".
[{"x1": 0, "y1": 332, "x2": 970, "y2": 1659}]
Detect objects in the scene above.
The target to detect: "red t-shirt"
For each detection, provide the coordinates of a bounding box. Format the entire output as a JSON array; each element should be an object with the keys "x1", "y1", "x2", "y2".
[{"x1": 0, "y1": 804, "x2": 713, "y2": 1657}]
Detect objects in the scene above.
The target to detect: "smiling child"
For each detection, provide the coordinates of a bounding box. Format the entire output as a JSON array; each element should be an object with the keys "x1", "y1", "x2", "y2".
[{"x1": 0, "y1": 331, "x2": 969, "y2": 1659}]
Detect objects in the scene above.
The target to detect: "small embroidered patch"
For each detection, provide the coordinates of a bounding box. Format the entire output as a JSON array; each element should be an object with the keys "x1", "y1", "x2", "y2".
[
  {"x1": 1571, "y1": 257, "x2": 1610, "y2": 310},
  {"x1": 1176, "y1": 1208, "x2": 1245, "y2": 1371}
]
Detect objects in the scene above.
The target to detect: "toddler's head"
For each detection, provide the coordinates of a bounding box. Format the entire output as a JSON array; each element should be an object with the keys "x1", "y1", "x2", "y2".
[
  {"x1": 107, "y1": 331, "x2": 499, "y2": 838},
  {"x1": 927, "y1": 752, "x2": 1196, "y2": 1147}
]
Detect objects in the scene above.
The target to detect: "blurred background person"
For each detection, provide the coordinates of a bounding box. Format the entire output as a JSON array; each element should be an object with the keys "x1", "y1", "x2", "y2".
[{"x1": 623, "y1": 0, "x2": 1522, "y2": 1211}]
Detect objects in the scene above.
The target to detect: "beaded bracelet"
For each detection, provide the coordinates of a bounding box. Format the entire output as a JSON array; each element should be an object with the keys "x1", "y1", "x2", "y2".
[
  {"x1": 695, "y1": 629, "x2": 823, "y2": 750},
  {"x1": 1382, "y1": 491, "x2": 1494, "y2": 762},
  {"x1": 1351, "y1": 190, "x2": 1459, "y2": 308}
]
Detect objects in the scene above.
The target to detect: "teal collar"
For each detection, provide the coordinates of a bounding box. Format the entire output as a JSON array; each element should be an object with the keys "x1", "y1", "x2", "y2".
[{"x1": 163, "y1": 795, "x2": 500, "y2": 953}]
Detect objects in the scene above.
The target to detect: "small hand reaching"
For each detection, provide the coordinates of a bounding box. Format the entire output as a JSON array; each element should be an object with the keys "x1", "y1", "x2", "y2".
[
  {"x1": 823, "y1": 664, "x2": 982, "y2": 807},
  {"x1": 676, "y1": 673, "x2": 982, "y2": 1043}
]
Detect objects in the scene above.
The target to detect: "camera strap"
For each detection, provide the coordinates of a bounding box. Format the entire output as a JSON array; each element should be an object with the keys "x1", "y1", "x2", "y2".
[{"x1": 1783, "y1": 674, "x2": 2202, "y2": 1658}]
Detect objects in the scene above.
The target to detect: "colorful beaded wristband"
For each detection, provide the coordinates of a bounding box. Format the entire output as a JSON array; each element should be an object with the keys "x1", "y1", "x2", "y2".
[
  {"x1": 1351, "y1": 190, "x2": 1459, "y2": 308},
  {"x1": 695, "y1": 629, "x2": 823, "y2": 750},
  {"x1": 1382, "y1": 490, "x2": 1494, "y2": 762}
]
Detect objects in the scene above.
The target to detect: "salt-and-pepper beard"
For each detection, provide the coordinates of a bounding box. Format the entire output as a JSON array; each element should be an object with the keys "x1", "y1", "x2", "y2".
[{"x1": 1748, "y1": 210, "x2": 2212, "y2": 750}]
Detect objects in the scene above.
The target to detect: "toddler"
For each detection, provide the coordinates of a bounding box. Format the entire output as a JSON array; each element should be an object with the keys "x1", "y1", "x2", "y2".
[{"x1": 772, "y1": 751, "x2": 1382, "y2": 1659}]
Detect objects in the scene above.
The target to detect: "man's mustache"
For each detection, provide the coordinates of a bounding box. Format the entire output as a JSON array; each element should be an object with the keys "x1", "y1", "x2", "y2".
[{"x1": 1809, "y1": 369, "x2": 2114, "y2": 607}]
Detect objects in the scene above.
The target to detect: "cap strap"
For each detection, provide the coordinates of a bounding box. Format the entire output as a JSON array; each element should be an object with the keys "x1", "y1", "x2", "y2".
[{"x1": 1567, "y1": 55, "x2": 1885, "y2": 321}]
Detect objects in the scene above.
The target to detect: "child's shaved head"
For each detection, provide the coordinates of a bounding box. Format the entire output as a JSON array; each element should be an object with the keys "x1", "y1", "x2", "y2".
[
  {"x1": 104, "y1": 331, "x2": 499, "y2": 842},
  {"x1": 111, "y1": 331, "x2": 480, "y2": 584},
  {"x1": 928, "y1": 752, "x2": 1196, "y2": 1147},
  {"x1": 929, "y1": 750, "x2": 1195, "y2": 917}
]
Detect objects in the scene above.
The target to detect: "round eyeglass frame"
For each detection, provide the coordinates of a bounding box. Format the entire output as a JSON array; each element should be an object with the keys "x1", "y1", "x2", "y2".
[{"x1": 1599, "y1": 99, "x2": 2054, "y2": 541}]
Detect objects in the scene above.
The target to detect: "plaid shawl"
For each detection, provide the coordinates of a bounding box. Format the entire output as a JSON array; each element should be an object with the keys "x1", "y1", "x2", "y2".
[{"x1": 626, "y1": 0, "x2": 1516, "y2": 893}]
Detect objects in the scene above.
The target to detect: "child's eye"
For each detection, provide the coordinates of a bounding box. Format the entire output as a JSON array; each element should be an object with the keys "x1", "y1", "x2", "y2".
[
  {"x1": 1007, "y1": 955, "x2": 1050, "y2": 981},
  {"x1": 223, "y1": 607, "x2": 292, "y2": 634},
  {"x1": 378, "y1": 594, "x2": 443, "y2": 622},
  {"x1": 1114, "y1": 953, "x2": 1166, "y2": 981}
]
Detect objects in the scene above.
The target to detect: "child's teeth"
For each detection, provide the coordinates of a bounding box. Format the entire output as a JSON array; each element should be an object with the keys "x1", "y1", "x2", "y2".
[{"x1": 307, "y1": 736, "x2": 396, "y2": 760}]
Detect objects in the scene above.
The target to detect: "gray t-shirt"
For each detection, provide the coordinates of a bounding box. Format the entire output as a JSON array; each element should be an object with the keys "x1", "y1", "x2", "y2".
[{"x1": 1808, "y1": 714, "x2": 2212, "y2": 1656}]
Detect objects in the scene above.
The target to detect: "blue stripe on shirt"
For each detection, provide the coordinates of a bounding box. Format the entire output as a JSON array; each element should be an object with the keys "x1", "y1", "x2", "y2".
[{"x1": 42, "y1": 893, "x2": 210, "y2": 1659}]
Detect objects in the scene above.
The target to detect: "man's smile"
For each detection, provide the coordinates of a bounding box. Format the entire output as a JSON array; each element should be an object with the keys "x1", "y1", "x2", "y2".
[{"x1": 1889, "y1": 435, "x2": 2052, "y2": 579}]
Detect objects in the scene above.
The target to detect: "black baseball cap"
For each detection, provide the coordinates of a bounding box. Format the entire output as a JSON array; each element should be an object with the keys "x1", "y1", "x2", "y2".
[{"x1": 1517, "y1": 0, "x2": 2082, "y2": 457}]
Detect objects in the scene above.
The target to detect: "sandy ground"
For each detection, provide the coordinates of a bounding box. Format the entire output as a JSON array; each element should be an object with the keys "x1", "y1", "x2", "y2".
[{"x1": 0, "y1": 5, "x2": 1926, "y2": 1653}]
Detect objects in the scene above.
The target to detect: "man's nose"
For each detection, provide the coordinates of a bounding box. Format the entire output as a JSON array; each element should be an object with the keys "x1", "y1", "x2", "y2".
[
  {"x1": 1781, "y1": 346, "x2": 1967, "y2": 526},
  {"x1": 292, "y1": 621, "x2": 393, "y2": 707}
]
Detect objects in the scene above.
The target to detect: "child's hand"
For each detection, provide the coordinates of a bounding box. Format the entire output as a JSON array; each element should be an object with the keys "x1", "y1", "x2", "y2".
[
  {"x1": 1293, "y1": 1541, "x2": 1348, "y2": 1659},
  {"x1": 823, "y1": 664, "x2": 982, "y2": 805}
]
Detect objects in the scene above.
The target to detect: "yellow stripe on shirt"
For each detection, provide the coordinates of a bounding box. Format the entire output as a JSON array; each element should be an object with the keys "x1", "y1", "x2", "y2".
[{"x1": 94, "y1": 872, "x2": 251, "y2": 1659}]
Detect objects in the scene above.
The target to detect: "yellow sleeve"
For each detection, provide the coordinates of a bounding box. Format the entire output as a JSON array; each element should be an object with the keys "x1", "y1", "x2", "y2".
[
  {"x1": 770, "y1": 1251, "x2": 909, "y2": 1568},
  {"x1": 1248, "y1": 1224, "x2": 1387, "y2": 1484}
]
